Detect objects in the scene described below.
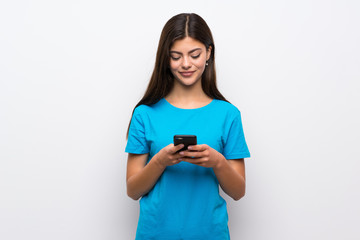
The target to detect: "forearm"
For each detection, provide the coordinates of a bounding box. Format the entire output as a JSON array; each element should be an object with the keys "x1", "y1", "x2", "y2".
[
  {"x1": 127, "y1": 154, "x2": 165, "y2": 200},
  {"x1": 213, "y1": 157, "x2": 246, "y2": 201}
]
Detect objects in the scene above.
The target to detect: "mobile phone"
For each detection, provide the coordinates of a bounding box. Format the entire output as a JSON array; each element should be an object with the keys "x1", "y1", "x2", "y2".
[{"x1": 174, "y1": 135, "x2": 197, "y2": 152}]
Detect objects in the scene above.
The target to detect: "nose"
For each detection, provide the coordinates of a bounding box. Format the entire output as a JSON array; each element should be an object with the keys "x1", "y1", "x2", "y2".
[{"x1": 181, "y1": 56, "x2": 191, "y2": 69}]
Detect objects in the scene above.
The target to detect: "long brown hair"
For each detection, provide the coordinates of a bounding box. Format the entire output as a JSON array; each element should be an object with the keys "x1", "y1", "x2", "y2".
[{"x1": 127, "y1": 13, "x2": 228, "y2": 138}]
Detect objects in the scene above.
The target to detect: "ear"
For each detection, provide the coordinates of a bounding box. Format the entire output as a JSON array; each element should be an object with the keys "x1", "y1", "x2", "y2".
[{"x1": 206, "y1": 46, "x2": 212, "y2": 61}]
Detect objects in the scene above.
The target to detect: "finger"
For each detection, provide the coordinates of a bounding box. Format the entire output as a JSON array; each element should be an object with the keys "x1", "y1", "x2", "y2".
[
  {"x1": 180, "y1": 157, "x2": 198, "y2": 162},
  {"x1": 179, "y1": 150, "x2": 202, "y2": 158},
  {"x1": 172, "y1": 159, "x2": 181, "y2": 165},
  {"x1": 172, "y1": 144, "x2": 185, "y2": 154},
  {"x1": 187, "y1": 144, "x2": 207, "y2": 151},
  {"x1": 173, "y1": 152, "x2": 184, "y2": 159},
  {"x1": 180, "y1": 157, "x2": 205, "y2": 165}
]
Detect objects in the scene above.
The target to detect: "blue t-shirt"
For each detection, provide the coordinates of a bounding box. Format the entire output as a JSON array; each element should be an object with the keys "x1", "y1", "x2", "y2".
[{"x1": 125, "y1": 98, "x2": 250, "y2": 240}]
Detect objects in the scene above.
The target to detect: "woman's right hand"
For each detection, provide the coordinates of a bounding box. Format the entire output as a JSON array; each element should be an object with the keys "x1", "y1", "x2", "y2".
[
  {"x1": 155, "y1": 143, "x2": 184, "y2": 167},
  {"x1": 126, "y1": 143, "x2": 185, "y2": 200}
]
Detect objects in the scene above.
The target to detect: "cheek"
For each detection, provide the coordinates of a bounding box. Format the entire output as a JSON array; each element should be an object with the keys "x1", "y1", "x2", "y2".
[
  {"x1": 195, "y1": 55, "x2": 207, "y2": 67},
  {"x1": 169, "y1": 61, "x2": 180, "y2": 72},
  {"x1": 194, "y1": 59, "x2": 206, "y2": 69}
]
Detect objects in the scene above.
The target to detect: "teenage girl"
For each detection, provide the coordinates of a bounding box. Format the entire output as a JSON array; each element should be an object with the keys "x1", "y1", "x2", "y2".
[{"x1": 125, "y1": 13, "x2": 250, "y2": 240}]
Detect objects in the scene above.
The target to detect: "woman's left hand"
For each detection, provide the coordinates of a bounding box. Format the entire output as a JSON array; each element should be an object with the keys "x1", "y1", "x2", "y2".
[{"x1": 178, "y1": 144, "x2": 225, "y2": 169}]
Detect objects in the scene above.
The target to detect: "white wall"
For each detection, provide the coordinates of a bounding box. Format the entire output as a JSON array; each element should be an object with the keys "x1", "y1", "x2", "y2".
[{"x1": 1, "y1": 1, "x2": 359, "y2": 239}]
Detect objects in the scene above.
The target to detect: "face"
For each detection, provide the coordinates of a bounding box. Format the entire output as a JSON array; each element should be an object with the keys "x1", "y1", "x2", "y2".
[{"x1": 169, "y1": 37, "x2": 211, "y2": 87}]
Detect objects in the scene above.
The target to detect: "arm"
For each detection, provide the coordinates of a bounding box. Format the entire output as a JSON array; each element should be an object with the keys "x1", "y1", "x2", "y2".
[
  {"x1": 213, "y1": 158, "x2": 246, "y2": 201},
  {"x1": 179, "y1": 145, "x2": 246, "y2": 201},
  {"x1": 126, "y1": 153, "x2": 165, "y2": 200},
  {"x1": 126, "y1": 143, "x2": 184, "y2": 200}
]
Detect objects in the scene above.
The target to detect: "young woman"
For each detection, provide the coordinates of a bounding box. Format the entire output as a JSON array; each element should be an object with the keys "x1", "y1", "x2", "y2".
[{"x1": 125, "y1": 13, "x2": 250, "y2": 240}]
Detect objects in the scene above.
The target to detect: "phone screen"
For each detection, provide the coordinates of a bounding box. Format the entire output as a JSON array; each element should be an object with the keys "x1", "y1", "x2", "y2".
[{"x1": 174, "y1": 135, "x2": 197, "y2": 152}]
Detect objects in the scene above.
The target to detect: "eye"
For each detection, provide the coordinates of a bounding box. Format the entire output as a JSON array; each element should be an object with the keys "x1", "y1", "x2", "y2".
[
  {"x1": 171, "y1": 56, "x2": 181, "y2": 61},
  {"x1": 191, "y1": 54, "x2": 200, "y2": 59}
]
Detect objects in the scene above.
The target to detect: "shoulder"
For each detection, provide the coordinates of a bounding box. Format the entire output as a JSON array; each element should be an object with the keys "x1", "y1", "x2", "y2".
[
  {"x1": 132, "y1": 99, "x2": 164, "y2": 117},
  {"x1": 212, "y1": 99, "x2": 241, "y2": 116},
  {"x1": 133, "y1": 104, "x2": 151, "y2": 115}
]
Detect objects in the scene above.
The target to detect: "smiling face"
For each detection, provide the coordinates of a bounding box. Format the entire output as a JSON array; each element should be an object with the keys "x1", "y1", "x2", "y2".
[{"x1": 169, "y1": 37, "x2": 211, "y2": 87}]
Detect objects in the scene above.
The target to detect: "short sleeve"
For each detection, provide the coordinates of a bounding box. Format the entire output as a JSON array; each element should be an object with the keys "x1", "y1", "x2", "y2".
[
  {"x1": 125, "y1": 108, "x2": 150, "y2": 154},
  {"x1": 223, "y1": 111, "x2": 250, "y2": 159}
]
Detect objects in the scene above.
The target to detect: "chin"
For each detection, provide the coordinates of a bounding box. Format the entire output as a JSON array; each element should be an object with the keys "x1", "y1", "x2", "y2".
[{"x1": 176, "y1": 76, "x2": 201, "y2": 87}]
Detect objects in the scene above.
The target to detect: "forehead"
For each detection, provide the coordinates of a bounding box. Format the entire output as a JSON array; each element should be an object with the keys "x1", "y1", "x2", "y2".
[{"x1": 170, "y1": 37, "x2": 206, "y2": 52}]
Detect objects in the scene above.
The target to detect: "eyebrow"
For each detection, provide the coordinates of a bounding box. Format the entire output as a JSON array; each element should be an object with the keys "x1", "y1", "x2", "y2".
[{"x1": 170, "y1": 48, "x2": 202, "y2": 55}]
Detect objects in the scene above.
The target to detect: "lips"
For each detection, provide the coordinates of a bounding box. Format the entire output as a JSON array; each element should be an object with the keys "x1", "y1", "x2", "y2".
[{"x1": 179, "y1": 71, "x2": 195, "y2": 77}]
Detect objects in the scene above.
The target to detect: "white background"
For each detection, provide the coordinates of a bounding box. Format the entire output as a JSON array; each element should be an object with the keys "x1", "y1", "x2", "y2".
[{"x1": 1, "y1": 1, "x2": 360, "y2": 239}]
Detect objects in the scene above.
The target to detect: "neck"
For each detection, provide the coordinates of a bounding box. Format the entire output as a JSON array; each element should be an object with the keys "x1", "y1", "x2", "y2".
[{"x1": 165, "y1": 79, "x2": 212, "y2": 108}]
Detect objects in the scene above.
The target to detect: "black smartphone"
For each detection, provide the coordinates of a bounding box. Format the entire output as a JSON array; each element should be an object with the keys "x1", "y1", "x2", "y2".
[{"x1": 174, "y1": 135, "x2": 197, "y2": 152}]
